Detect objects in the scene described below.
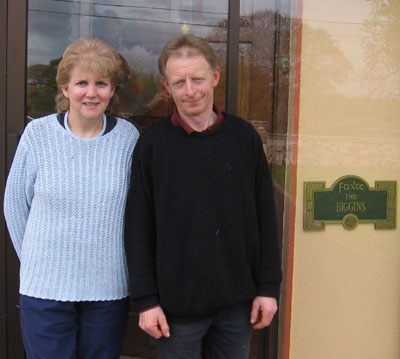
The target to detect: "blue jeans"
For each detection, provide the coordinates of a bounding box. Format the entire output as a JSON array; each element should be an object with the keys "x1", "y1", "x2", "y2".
[
  {"x1": 156, "y1": 302, "x2": 253, "y2": 359},
  {"x1": 19, "y1": 294, "x2": 129, "y2": 359}
]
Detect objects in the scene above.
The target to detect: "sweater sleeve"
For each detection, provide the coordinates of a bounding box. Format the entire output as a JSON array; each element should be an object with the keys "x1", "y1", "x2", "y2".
[
  {"x1": 124, "y1": 139, "x2": 160, "y2": 311},
  {"x1": 3, "y1": 133, "x2": 36, "y2": 260},
  {"x1": 253, "y1": 131, "x2": 282, "y2": 299}
]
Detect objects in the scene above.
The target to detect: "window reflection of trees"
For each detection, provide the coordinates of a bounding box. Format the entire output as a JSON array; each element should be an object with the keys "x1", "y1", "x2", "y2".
[
  {"x1": 27, "y1": 1, "x2": 229, "y2": 119},
  {"x1": 26, "y1": 3, "x2": 294, "y2": 172},
  {"x1": 27, "y1": 58, "x2": 61, "y2": 118},
  {"x1": 362, "y1": 0, "x2": 400, "y2": 100},
  {"x1": 302, "y1": 25, "x2": 352, "y2": 96}
]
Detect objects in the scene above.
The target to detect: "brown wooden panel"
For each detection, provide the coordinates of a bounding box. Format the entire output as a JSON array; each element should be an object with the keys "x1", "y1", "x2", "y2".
[
  {"x1": 0, "y1": 0, "x2": 8, "y2": 357},
  {"x1": 6, "y1": 0, "x2": 27, "y2": 357},
  {"x1": 226, "y1": 0, "x2": 240, "y2": 115}
]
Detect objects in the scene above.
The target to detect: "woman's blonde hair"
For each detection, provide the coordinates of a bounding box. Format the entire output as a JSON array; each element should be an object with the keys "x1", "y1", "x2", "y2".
[{"x1": 55, "y1": 38, "x2": 124, "y2": 114}]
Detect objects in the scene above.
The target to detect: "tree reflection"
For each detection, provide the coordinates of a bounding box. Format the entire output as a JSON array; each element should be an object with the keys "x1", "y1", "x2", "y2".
[
  {"x1": 27, "y1": 56, "x2": 162, "y2": 119},
  {"x1": 301, "y1": 24, "x2": 352, "y2": 96},
  {"x1": 27, "y1": 58, "x2": 61, "y2": 118},
  {"x1": 26, "y1": 7, "x2": 292, "y2": 141},
  {"x1": 362, "y1": 0, "x2": 400, "y2": 99}
]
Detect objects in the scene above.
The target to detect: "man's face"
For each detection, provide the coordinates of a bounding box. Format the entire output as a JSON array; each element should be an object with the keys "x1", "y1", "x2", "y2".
[{"x1": 162, "y1": 50, "x2": 220, "y2": 120}]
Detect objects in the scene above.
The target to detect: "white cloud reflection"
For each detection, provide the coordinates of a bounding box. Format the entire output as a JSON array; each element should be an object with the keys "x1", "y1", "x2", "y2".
[
  {"x1": 119, "y1": 45, "x2": 159, "y2": 73},
  {"x1": 27, "y1": 0, "x2": 229, "y2": 69}
]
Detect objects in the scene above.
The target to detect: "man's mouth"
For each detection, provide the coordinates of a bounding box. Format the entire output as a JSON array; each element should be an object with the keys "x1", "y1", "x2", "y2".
[{"x1": 185, "y1": 98, "x2": 201, "y2": 105}]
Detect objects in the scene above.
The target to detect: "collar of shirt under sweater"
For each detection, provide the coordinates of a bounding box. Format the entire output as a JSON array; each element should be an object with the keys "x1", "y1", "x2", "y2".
[{"x1": 170, "y1": 104, "x2": 224, "y2": 134}]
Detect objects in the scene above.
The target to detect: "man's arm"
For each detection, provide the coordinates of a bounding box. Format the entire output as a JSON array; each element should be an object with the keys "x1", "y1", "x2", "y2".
[
  {"x1": 139, "y1": 305, "x2": 170, "y2": 339},
  {"x1": 253, "y1": 129, "x2": 282, "y2": 300},
  {"x1": 124, "y1": 140, "x2": 160, "y2": 311},
  {"x1": 125, "y1": 151, "x2": 170, "y2": 337},
  {"x1": 250, "y1": 296, "x2": 278, "y2": 329}
]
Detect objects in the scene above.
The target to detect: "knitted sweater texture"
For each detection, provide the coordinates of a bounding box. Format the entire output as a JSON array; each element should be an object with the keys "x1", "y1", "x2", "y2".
[
  {"x1": 4, "y1": 113, "x2": 139, "y2": 301},
  {"x1": 125, "y1": 114, "x2": 282, "y2": 319}
]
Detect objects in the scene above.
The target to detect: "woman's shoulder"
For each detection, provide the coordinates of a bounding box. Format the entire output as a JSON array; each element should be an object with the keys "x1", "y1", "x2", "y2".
[
  {"x1": 23, "y1": 113, "x2": 59, "y2": 136},
  {"x1": 114, "y1": 117, "x2": 140, "y2": 140}
]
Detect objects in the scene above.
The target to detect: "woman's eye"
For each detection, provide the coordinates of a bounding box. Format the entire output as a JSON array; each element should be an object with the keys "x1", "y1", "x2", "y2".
[
  {"x1": 77, "y1": 81, "x2": 87, "y2": 86},
  {"x1": 97, "y1": 81, "x2": 107, "y2": 87}
]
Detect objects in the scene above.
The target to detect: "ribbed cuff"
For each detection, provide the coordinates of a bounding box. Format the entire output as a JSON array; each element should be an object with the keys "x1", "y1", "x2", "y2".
[
  {"x1": 134, "y1": 295, "x2": 160, "y2": 312},
  {"x1": 256, "y1": 283, "x2": 281, "y2": 300}
]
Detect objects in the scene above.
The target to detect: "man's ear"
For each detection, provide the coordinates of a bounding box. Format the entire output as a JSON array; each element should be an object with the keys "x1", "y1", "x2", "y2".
[
  {"x1": 212, "y1": 67, "x2": 221, "y2": 88},
  {"x1": 161, "y1": 77, "x2": 171, "y2": 94}
]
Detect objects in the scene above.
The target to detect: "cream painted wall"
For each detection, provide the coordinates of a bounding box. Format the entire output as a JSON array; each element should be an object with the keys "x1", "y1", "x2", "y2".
[{"x1": 288, "y1": 0, "x2": 400, "y2": 358}]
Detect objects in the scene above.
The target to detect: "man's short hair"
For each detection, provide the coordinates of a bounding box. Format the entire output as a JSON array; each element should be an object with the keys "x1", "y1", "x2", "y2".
[{"x1": 158, "y1": 34, "x2": 218, "y2": 79}]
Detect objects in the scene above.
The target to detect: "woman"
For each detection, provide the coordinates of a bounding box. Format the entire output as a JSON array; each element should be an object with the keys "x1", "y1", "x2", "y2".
[{"x1": 4, "y1": 38, "x2": 139, "y2": 358}]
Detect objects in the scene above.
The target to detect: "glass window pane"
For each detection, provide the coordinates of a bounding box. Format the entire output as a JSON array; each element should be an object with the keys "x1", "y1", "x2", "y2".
[
  {"x1": 27, "y1": 0, "x2": 228, "y2": 121},
  {"x1": 237, "y1": 0, "x2": 290, "y2": 187}
]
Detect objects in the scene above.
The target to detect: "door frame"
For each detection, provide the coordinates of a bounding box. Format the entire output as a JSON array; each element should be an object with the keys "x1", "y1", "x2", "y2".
[
  {"x1": 1, "y1": 1, "x2": 288, "y2": 358},
  {"x1": 1, "y1": 0, "x2": 28, "y2": 357}
]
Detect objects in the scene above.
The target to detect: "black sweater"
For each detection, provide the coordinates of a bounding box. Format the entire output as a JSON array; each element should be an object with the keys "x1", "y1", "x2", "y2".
[{"x1": 124, "y1": 113, "x2": 282, "y2": 320}]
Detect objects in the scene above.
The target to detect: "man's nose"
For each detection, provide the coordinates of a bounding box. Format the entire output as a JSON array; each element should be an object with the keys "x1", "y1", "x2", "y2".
[{"x1": 184, "y1": 81, "x2": 195, "y2": 96}]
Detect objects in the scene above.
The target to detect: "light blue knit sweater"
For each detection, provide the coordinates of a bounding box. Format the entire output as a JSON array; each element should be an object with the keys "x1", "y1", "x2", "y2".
[{"x1": 4, "y1": 113, "x2": 139, "y2": 301}]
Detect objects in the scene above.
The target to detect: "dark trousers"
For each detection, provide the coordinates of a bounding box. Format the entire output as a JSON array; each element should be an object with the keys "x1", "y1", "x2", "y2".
[
  {"x1": 156, "y1": 302, "x2": 253, "y2": 359},
  {"x1": 19, "y1": 294, "x2": 129, "y2": 359}
]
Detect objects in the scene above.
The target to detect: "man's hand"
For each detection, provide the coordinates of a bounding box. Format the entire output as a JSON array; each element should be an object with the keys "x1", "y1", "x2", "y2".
[
  {"x1": 139, "y1": 305, "x2": 170, "y2": 339},
  {"x1": 250, "y1": 296, "x2": 278, "y2": 329}
]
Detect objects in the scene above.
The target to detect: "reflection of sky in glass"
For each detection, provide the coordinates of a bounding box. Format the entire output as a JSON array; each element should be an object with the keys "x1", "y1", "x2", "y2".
[
  {"x1": 240, "y1": 0, "x2": 276, "y2": 16},
  {"x1": 27, "y1": 0, "x2": 228, "y2": 73}
]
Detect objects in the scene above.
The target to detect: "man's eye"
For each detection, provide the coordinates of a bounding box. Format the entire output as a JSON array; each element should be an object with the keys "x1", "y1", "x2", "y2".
[{"x1": 173, "y1": 80, "x2": 184, "y2": 88}]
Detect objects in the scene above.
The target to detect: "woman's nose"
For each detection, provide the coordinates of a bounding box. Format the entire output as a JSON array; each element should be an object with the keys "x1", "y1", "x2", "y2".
[{"x1": 86, "y1": 83, "x2": 96, "y2": 97}]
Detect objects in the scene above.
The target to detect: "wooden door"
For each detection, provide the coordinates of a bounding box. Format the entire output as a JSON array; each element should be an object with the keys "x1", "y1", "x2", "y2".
[
  {"x1": 19, "y1": 1, "x2": 291, "y2": 358},
  {"x1": 2, "y1": 0, "x2": 28, "y2": 357}
]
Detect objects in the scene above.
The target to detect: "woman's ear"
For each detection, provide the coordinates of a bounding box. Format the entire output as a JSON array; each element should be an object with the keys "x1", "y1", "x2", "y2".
[{"x1": 61, "y1": 87, "x2": 69, "y2": 98}]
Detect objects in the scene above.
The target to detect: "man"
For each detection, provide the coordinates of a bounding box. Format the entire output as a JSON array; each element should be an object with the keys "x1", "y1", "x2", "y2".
[{"x1": 124, "y1": 34, "x2": 282, "y2": 359}]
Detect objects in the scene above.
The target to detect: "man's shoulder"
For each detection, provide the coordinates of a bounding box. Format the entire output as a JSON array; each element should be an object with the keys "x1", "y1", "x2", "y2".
[
  {"x1": 143, "y1": 116, "x2": 171, "y2": 135},
  {"x1": 223, "y1": 112, "x2": 258, "y2": 134},
  {"x1": 140, "y1": 117, "x2": 173, "y2": 139}
]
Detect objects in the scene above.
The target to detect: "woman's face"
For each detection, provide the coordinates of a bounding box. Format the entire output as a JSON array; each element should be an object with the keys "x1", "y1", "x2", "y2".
[{"x1": 62, "y1": 66, "x2": 115, "y2": 123}]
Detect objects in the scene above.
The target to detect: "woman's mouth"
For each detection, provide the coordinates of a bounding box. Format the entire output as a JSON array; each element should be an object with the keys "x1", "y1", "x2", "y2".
[{"x1": 84, "y1": 102, "x2": 99, "y2": 107}]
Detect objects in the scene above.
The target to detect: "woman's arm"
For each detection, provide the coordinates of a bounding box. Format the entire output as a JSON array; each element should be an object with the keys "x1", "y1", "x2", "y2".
[{"x1": 4, "y1": 134, "x2": 36, "y2": 259}]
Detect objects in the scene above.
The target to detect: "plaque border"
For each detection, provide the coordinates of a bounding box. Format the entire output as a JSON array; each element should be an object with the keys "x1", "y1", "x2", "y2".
[{"x1": 303, "y1": 176, "x2": 397, "y2": 231}]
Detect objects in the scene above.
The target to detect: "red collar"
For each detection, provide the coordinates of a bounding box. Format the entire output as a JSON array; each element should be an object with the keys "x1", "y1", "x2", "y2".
[{"x1": 171, "y1": 105, "x2": 224, "y2": 134}]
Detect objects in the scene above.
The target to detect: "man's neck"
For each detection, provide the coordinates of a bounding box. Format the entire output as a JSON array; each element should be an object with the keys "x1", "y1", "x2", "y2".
[
  {"x1": 170, "y1": 104, "x2": 224, "y2": 135},
  {"x1": 180, "y1": 110, "x2": 216, "y2": 132}
]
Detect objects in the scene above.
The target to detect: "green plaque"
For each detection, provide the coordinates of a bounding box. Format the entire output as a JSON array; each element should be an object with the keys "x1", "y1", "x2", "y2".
[{"x1": 304, "y1": 176, "x2": 397, "y2": 230}]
